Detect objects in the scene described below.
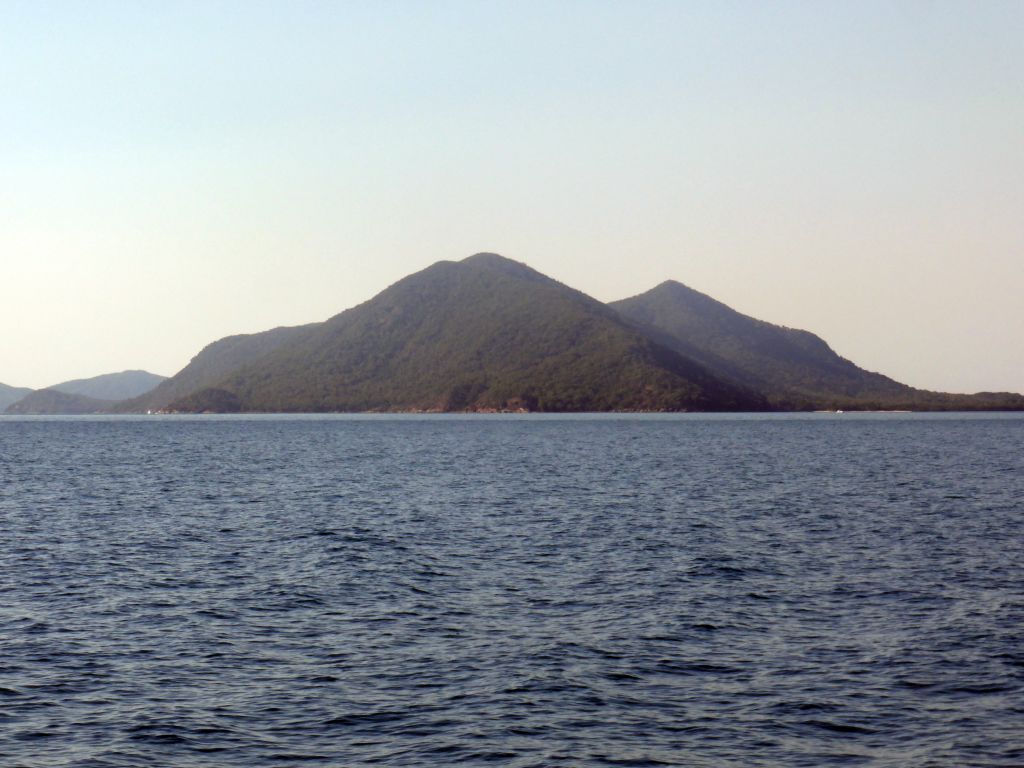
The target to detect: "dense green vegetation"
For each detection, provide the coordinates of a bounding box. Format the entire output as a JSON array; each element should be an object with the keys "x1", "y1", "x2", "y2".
[
  {"x1": 180, "y1": 254, "x2": 767, "y2": 412},
  {"x1": 611, "y1": 280, "x2": 1024, "y2": 411},
  {"x1": 165, "y1": 388, "x2": 243, "y2": 413}
]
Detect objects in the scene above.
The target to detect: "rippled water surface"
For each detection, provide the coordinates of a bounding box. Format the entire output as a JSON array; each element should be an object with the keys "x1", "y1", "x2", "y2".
[{"x1": 1, "y1": 413, "x2": 1022, "y2": 767}]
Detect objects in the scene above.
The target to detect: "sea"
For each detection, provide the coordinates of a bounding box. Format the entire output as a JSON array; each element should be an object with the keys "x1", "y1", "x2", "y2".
[{"x1": 0, "y1": 413, "x2": 1021, "y2": 767}]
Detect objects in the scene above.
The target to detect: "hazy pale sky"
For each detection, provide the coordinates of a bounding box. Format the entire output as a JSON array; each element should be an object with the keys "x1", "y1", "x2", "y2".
[{"x1": 2, "y1": 1, "x2": 1021, "y2": 393}]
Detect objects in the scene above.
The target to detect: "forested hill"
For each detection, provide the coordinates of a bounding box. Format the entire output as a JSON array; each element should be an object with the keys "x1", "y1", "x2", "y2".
[
  {"x1": 144, "y1": 253, "x2": 768, "y2": 413},
  {"x1": 611, "y1": 280, "x2": 1024, "y2": 410},
  {"x1": 119, "y1": 324, "x2": 316, "y2": 413}
]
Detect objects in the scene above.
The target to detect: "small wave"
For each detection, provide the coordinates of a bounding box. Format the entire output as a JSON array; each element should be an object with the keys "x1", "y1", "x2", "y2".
[
  {"x1": 801, "y1": 720, "x2": 878, "y2": 735},
  {"x1": 323, "y1": 710, "x2": 410, "y2": 727}
]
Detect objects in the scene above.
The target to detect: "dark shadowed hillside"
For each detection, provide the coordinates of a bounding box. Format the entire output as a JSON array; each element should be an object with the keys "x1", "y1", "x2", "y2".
[
  {"x1": 611, "y1": 280, "x2": 1024, "y2": 410},
  {"x1": 144, "y1": 254, "x2": 768, "y2": 413}
]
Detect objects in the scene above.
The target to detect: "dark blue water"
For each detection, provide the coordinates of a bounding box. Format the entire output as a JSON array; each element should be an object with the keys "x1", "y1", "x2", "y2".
[{"x1": 1, "y1": 414, "x2": 1021, "y2": 767}]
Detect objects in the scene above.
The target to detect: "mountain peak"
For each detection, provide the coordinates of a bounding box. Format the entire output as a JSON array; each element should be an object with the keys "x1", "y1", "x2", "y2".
[
  {"x1": 650, "y1": 279, "x2": 714, "y2": 301},
  {"x1": 460, "y1": 252, "x2": 551, "y2": 284},
  {"x1": 462, "y1": 251, "x2": 512, "y2": 265},
  {"x1": 461, "y1": 252, "x2": 530, "y2": 271},
  {"x1": 611, "y1": 282, "x2": 913, "y2": 407}
]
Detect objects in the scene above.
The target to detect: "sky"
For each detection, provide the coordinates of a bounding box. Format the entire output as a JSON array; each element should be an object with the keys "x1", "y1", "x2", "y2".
[{"x1": 2, "y1": 1, "x2": 1021, "y2": 393}]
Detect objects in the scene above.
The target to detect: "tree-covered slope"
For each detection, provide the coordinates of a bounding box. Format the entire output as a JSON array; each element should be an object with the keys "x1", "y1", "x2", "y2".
[
  {"x1": 611, "y1": 280, "x2": 1024, "y2": 410},
  {"x1": 119, "y1": 324, "x2": 316, "y2": 412},
  {"x1": 0, "y1": 383, "x2": 33, "y2": 412},
  {"x1": 159, "y1": 254, "x2": 768, "y2": 412},
  {"x1": 50, "y1": 370, "x2": 165, "y2": 401}
]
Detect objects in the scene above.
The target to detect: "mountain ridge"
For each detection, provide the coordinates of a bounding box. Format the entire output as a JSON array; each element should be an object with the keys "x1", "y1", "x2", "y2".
[
  {"x1": 610, "y1": 279, "x2": 1024, "y2": 410},
  {"x1": 3, "y1": 370, "x2": 166, "y2": 415},
  {"x1": 197, "y1": 254, "x2": 768, "y2": 412},
  {"x1": 119, "y1": 325, "x2": 316, "y2": 412},
  {"x1": 51, "y1": 370, "x2": 166, "y2": 401},
  {"x1": 9, "y1": 254, "x2": 1021, "y2": 414}
]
